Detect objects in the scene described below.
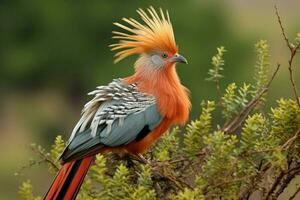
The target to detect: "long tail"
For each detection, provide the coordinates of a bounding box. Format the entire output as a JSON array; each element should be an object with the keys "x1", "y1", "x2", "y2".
[{"x1": 44, "y1": 156, "x2": 94, "y2": 200}]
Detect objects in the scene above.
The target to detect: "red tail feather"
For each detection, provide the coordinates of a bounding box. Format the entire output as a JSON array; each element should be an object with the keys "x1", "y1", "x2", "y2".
[{"x1": 44, "y1": 156, "x2": 94, "y2": 200}]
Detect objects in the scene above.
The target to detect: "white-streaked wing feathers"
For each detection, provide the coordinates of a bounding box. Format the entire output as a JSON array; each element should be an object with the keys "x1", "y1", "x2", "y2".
[{"x1": 69, "y1": 79, "x2": 156, "y2": 142}]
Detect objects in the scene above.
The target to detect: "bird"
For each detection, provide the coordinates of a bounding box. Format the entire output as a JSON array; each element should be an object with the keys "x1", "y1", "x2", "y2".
[{"x1": 44, "y1": 6, "x2": 191, "y2": 200}]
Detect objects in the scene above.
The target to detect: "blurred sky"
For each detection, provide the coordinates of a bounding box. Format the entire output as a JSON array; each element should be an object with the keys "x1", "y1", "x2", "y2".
[{"x1": 0, "y1": 0, "x2": 300, "y2": 199}]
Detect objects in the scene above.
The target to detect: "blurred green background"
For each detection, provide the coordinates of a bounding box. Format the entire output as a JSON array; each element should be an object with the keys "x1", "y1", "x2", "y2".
[{"x1": 1, "y1": 0, "x2": 300, "y2": 199}]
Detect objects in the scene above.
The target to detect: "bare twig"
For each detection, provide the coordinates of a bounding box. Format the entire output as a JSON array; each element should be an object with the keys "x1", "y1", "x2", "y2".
[
  {"x1": 275, "y1": 5, "x2": 293, "y2": 51},
  {"x1": 280, "y1": 128, "x2": 300, "y2": 150},
  {"x1": 222, "y1": 64, "x2": 280, "y2": 133},
  {"x1": 167, "y1": 151, "x2": 206, "y2": 164},
  {"x1": 275, "y1": 5, "x2": 300, "y2": 108},
  {"x1": 30, "y1": 145, "x2": 59, "y2": 171},
  {"x1": 266, "y1": 63, "x2": 282, "y2": 88}
]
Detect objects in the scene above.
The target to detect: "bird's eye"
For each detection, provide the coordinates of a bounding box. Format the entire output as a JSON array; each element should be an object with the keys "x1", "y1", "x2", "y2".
[{"x1": 161, "y1": 53, "x2": 168, "y2": 59}]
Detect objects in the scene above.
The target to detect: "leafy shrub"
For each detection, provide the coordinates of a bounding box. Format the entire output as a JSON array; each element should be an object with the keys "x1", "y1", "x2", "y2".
[{"x1": 18, "y1": 38, "x2": 300, "y2": 200}]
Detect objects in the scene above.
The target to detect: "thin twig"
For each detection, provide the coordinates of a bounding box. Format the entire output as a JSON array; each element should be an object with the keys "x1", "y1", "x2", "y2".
[
  {"x1": 275, "y1": 5, "x2": 300, "y2": 108},
  {"x1": 167, "y1": 151, "x2": 206, "y2": 164},
  {"x1": 267, "y1": 63, "x2": 281, "y2": 88},
  {"x1": 30, "y1": 145, "x2": 59, "y2": 171},
  {"x1": 275, "y1": 5, "x2": 293, "y2": 51},
  {"x1": 280, "y1": 128, "x2": 300, "y2": 150}
]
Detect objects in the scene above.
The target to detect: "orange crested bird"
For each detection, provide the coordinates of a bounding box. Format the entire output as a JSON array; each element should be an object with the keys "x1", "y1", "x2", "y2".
[{"x1": 44, "y1": 7, "x2": 191, "y2": 200}]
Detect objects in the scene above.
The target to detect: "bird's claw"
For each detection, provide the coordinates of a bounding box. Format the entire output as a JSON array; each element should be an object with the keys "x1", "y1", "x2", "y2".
[{"x1": 128, "y1": 153, "x2": 152, "y2": 165}]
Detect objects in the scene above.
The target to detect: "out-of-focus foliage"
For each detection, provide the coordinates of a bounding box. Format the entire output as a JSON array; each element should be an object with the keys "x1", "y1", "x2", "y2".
[
  {"x1": 0, "y1": 1, "x2": 251, "y2": 139},
  {"x1": 18, "y1": 180, "x2": 41, "y2": 200},
  {"x1": 18, "y1": 43, "x2": 300, "y2": 199}
]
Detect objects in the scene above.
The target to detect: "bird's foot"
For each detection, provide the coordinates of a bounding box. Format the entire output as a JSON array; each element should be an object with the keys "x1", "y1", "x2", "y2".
[{"x1": 128, "y1": 153, "x2": 152, "y2": 165}]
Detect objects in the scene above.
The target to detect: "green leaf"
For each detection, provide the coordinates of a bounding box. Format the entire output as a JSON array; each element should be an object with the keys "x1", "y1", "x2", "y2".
[{"x1": 183, "y1": 101, "x2": 215, "y2": 159}]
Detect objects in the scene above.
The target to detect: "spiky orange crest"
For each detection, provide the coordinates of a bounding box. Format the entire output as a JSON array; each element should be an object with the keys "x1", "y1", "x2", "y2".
[{"x1": 110, "y1": 7, "x2": 178, "y2": 63}]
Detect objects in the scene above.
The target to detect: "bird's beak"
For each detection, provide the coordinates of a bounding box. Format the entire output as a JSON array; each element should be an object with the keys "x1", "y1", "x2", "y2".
[{"x1": 172, "y1": 54, "x2": 188, "y2": 64}]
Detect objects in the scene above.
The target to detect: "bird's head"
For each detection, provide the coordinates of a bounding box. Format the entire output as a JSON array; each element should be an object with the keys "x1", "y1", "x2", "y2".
[{"x1": 110, "y1": 7, "x2": 187, "y2": 72}]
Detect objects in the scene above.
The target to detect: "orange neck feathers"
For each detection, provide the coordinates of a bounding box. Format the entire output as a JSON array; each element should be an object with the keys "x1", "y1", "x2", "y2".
[{"x1": 124, "y1": 60, "x2": 191, "y2": 125}]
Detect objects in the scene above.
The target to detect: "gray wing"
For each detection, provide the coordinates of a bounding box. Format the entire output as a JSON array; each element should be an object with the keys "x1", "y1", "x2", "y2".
[{"x1": 60, "y1": 79, "x2": 162, "y2": 162}]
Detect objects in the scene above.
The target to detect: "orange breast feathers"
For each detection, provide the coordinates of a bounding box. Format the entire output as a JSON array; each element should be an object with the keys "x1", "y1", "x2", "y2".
[
  {"x1": 125, "y1": 63, "x2": 191, "y2": 125},
  {"x1": 120, "y1": 64, "x2": 190, "y2": 154}
]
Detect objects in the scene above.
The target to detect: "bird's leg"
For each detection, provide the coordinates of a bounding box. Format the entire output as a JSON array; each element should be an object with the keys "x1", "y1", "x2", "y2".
[
  {"x1": 137, "y1": 154, "x2": 151, "y2": 165},
  {"x1": 128, "y1": 153, "x2": 152, "y2": 165},
  {"x1": 109, "y1": 153, "x2": 123, "y2": 160}
]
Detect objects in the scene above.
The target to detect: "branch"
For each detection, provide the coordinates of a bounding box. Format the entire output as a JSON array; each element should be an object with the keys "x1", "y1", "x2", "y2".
[
  {"x1": 273, "y1": 165, "x2": 300, "y2": 198},
  {"x1": 222, "y1": 64, "x2": 280, "y2": 133},
  {"x1": 275, "y1": 5, "x2": 300, "y2": 108},
  {"x1": 238, "y1": 163, "x2": 271, "y2": 199},
  {"x1": 265, "y1": 159, "x2": 300, "y2": 200},
  {"x1": 241, "y1": 128, "x2": 300, "y2": 199},
  {"x1": 264, "y1": 127, "x2": 300, "y2": 199},
  {"x1": 265, "y1": 170, "x2": 285, "y2": 199}
]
